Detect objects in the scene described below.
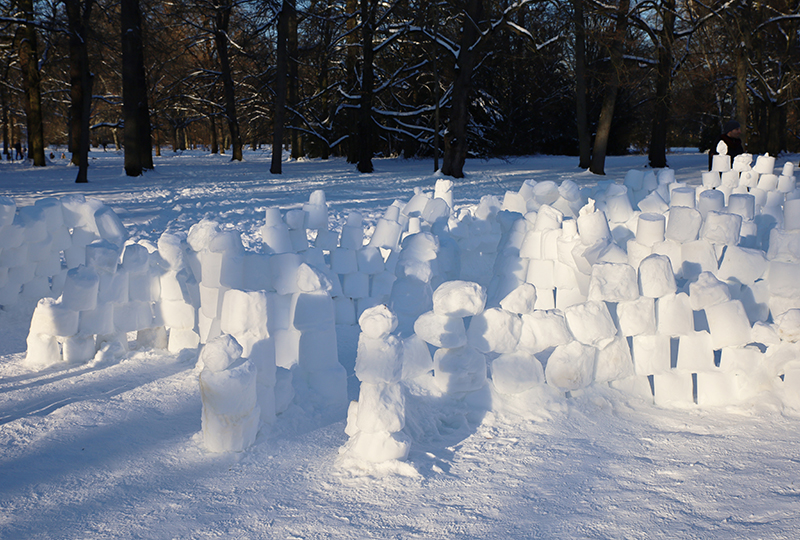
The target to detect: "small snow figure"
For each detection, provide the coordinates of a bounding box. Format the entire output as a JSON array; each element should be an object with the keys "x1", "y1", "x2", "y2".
[
  {"x1": 199, "y1": 334, "x2": 261, "y2": 453},
  {"x1": 340, "y1": 304, "x2": 411, "y2": 464}
]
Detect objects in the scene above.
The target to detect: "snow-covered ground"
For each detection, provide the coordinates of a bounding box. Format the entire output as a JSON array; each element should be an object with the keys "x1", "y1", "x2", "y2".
[{"x1": 2, "y1": 148, "x2": 800, "y2": 539}]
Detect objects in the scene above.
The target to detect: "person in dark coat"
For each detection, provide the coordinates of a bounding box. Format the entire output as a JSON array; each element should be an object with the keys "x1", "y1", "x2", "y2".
[{"x1": 708, "y1": 120, "x2": 744, "y2": 171}]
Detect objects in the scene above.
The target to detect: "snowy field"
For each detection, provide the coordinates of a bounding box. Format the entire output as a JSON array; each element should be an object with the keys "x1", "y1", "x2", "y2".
[{"x1": 2, "y1": 148, "x2": 800, "y2": 539}]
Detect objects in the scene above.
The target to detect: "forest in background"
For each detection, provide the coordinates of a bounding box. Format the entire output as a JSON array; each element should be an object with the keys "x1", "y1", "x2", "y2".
[{"x1": 1, "y1": 0, "x2": 799, "y2": 181}]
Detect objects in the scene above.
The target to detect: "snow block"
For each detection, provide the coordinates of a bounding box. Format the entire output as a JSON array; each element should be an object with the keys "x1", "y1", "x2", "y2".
[
  {"x1": 653, "y1": 372, "x2": 694, "y2": 406},
  {"x1": 638, "y1": 254, "x2": 676, "y2": 298},
  {"x1": 636, "y1": 213, "x2": 666, "y2": 247},
  {"x1": 767, "y1": 261, "x2": 800, "y2": 298},
  {"x1": 656, "y1": 293, "x2": 694, "y2": 337},
  {"x1": 356, "y1": 382, "x2": 405, "y2": 434},
  {"x1": 544, "y1": 341, "x2": 596, "y2": 392},
  {"x1": 466, "y1": 307, "x2": 522, "y2": 354},
  {"x1": 431, "y1": 280, "x2": 486, "y2": 317},
  {"x1": 491, "y1": 351, "x2": 545, "y2": 394},
  {"x1": 61, "y1": 265, "x2": 99, "y2": 312},
  {"x1": 220, "y1": 289, "x2": 269, "y2": 338},
  {"x1": 705, "y1": 300, "x2": 752, "y2": 349},
  {"x1": 200, "y1": 360, "x2": 260, "y2": 453},
  {"x1": 358, "y1": 304, "x2": 398, "y2": 339},
  {"x1": 29, "y1": 298, "x2": 79, "y2": 337},
  {"x1": 701, "y1": 211, "x2": 742, "y2": 246},
  {"x1": 632, "y1": 334, "x2": 671, "y2": 375},
  {"x1": 499, "y1": 282, "x2": 537, "y2": 315},
  {"x1": 355, "y1": 334, "x2": 403, "y2": 384},
  {"x1": 717, "y1": 246, "x2": 767, "y2": 284},
  {"x1": 688, "y1": 272, "x2": 731, "y2": 311},
  {"x1": 676, "y1": 331, "x2": 715, "y2": 372},
  {"x1": 564, "y1": 301, "x2": 617, "y2": 347},
  {"x1": 665, "y1": 206, "x2": 702, "y2": 243},
  {"x1": 401, "y1": 334, "x2": 434, "y2": 380},
  {"x1": 617, "y1": 296, "x2": 657, "y2": 337},
  {"x1": 432, "y1": 346, "x2": 487, "y2": 394},
  {"x1": 594, "y1": 336, "x2": 634, "y2": 383},
  {"x1": 414, "y1": 310, "x2": 467, "y2": 349},
  {"x1": 588, "y1": 262, "x2": 639, "y2": 302},
  {"x1": 518, "y1": 310, "x2": 573, "y2": 354},
  {"x1": 696, "y1": 371, "x2": 740, "y2": 406}
]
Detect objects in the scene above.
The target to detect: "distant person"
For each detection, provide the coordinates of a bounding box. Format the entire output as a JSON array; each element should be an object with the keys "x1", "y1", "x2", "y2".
[
  {"x1": 13, "y1": 141, "x2": 22, "y2": 161},
  {"x1": 708, "y1": 120, "x2": 744, "y2": 171}
]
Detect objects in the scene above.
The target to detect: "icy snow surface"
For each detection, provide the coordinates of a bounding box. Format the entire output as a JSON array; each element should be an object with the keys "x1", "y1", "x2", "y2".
[{"x1": 2, "y1": 148, "x2": 800, "y2": 539}]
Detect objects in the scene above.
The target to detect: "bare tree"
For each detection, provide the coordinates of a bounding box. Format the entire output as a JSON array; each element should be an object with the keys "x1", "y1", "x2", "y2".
[
  {"x1": 16, "y1": 0, "x2": 46, "y2": 166},
  {"x1": 121, "y1": 0, "x2": 153, "y2": 176},
  {"x1": 590, "y1": 0, "x2": 629, "y2": 175},
  {"x1": 212, "y1": 0, "x2": 243, "y2": 161},
  {"x1": 65, "y1": 0, "x2": 94, "y2": 182}
]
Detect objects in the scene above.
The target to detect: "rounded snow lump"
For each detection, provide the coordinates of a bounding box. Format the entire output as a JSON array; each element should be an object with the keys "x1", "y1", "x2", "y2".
[
  {"x1": 359, "y1": 304, "x2": 399, "y2": 340},
  {"x1": 491, "y1": 351, "x2": 545, "y2": 395},
  {"x1": 545, "y1": 341, "x2": 597, "y2": 392},
  {"x1": 432, "y1": 280, "x2": 486, "y2": 317}
]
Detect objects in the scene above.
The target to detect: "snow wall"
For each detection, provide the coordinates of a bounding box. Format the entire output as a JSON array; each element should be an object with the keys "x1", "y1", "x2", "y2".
[{"x1": 7, "y1": 151, "x2": 800, "y2": 462}]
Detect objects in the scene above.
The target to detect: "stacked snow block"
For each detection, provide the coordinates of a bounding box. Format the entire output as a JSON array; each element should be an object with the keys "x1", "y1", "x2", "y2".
[
  {"x1": 343, "y1": 304, "x2": 411, "y2": 463},
  {"x1": 0, "y1": 195, "x2": 127, "y2": 309},
  {"x1": 156, "y1": 232, "x2": 201, "y2": 353},
  {"x1": 198, "y1": 335, "x2": 260, "y2": 453},
  {"x1": 19, "y1": 196, "x2": 180, "y2": 369},
  {"x1": 414, "y1": 280, "x2": 490, "y2": 396},
  {"x1": 387, "y1": 155, "x2": 800, "y2": 411},
  {"x1": 25, "y1": 237, "x2": 167, "y2": 370}
]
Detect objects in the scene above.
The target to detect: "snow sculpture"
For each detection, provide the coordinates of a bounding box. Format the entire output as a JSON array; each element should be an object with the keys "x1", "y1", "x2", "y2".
[
  {"x1": 199, "y1": 335, "x2": 260, "y2": 453},
  {"x1": 342, "y1": 304, "x2": 411, "y2": 463}
]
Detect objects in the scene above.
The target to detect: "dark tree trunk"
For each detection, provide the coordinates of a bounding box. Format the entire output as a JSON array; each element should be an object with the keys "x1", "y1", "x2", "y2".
[
  {"x1": 357, "y1": 0, "x2": 377, "y2": 173},
  {"x1": 214, "y1": 0, "x2": 243, "y2": 161},
  {"x1": 590, "y1": 0, "x2": 628, "y2": 175},
  {"x1": 17, "y1": 0, "x2": 46, "y2": 167},
  {"x1": 735, "y1": 46, "x2": 749, "y2": 146},
  {"x1": 1, "y1": 65, "x2": 9, "y2": 159},
  {"x1": 121, "y1": 0, "x2": 153, "y2": 176},
  {"x1": 441, "y1": 0, "x2": 483, "y2": 179},
  {"x1": 65, "y1": 0, "x2": 94, "y2": 183},
  {"x1": 648, "y1": 0, "x2": 675, "y2": 169},
  {"x1": 210, "y1": 114, "x2": 219, "y2": 154},
  {"x1": 345, "y1": 0, "x2": 359, "y2": 163},
  {"x1": 288, "y1": 0, "x2": 302, "y2": 159},
  {"x1": 271, "y1": 1, "x2": 289, "y2": 174},
  {"x1": 572, "y1": 0, "x2": 591, "y2": 169}
]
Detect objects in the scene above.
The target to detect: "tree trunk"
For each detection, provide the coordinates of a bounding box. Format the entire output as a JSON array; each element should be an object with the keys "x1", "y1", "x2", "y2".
[
  {"x1": 647, "y1": 0, "x2": 674, "y2": 169},
  {"x1": 441, "y1": 0, "x2": 484, "y2": 179},
  {"x1": 288, "y1": 0, "x2": 302, "y2": 160},
  {"x1": 572, "y1": 0, "x2": 591, "y2": 169},
  {"x1": 214, "y1": 0, "x2": 243, "y2": 161},
  {"x1": 121, "y1": 0, "x2": 153, "y2": 176},
  {"x1": 590, "y1": 0, "x2": 628, "y2": 175},
  {"x1": 734, "y1": 47, "x2": 749, "y2": 147},
  {"x1": 17, "y1": 0, "x2": 46, "y2": 167},
  {"x1": 345, "y1": 0, "x2": 359, "y2": 163},
  {"x1": 271, "y1": 2, "x2": 289, "y2": 174},
  {"x1": 66, "y1": 0, "x2": 94, "y2": 183},
  {"x1": 1, "y1": 66, "x2": 10, "y2": 159},
  {"x1": 357, "y1": 0, "x2": 376, "y2": 173},
  {"x1": 210, "y1": 114, "x2": 219, "y2": 154}
]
